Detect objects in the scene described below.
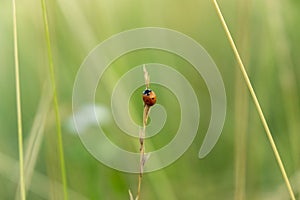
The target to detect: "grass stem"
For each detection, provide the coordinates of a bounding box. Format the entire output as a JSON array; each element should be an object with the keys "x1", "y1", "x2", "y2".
[
  {"x1": 40, "y1": 0, "x2": 68, "y2": 199},
  {"x1": 212, "y1": 1, "x2": 296, "y2": 199},
  {"x1": 234, "y1": 1, "x2": 251, "y2": 199},
  {"x1": 135, "y1": 66, "x2": 151, "y2": 200},
  {"x1": 12, "y1": 0, "x2": 26, "y2": 199}
]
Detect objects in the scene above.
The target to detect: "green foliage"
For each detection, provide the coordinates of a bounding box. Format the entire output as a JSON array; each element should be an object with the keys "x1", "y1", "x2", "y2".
[{"x1": 1, "y1": 0, "x2": 299, "y2": 199}]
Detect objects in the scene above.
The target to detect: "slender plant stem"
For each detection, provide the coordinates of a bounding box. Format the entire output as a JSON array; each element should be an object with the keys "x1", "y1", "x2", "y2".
[
  {"x1": 137, "y1": 133, "x2": 143, "y2": 200},
  {"x1": 212, "y1": 1, "x2": 296, "y2": 199},
  {"x1": 234, "y1": 66, "x2": 249, "y2": 200},
  {"x1": 137, "y1": 143, "x2": 143, "y2": 200},
  {"x1": 40, "y1": 1, "x2": 68, "y2": 199},
  {"x1": 234, "y1": 1, "x2": 251, "y2": 199},
  {"x1": 136, "y1": 66, "x2": 151, "y2": 200},
  {"x1": 137, "y1": 105, "x2": 150, "y2": 200},
  {"x1": 12, "y1": 0, "x2": 26, "y2": 199}
]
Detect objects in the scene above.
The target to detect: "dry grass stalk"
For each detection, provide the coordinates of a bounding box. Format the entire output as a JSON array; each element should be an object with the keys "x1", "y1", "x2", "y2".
[
  {"x1": 130, "y1": 65, "x2": 154, "y2": 200},
  {"x1": 212, "y1": 1, "x2": 296, "y2": 199},
  {"x1": 136, "y1": 65, "x2": 151, "y2": 200}
]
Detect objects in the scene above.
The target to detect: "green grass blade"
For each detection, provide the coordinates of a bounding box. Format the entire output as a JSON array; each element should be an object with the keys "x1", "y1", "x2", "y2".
[
  {"x1": 265, "y1": 0, "x2": 300, "y2": 172},
  {"x1": 40, "y1": 0, "x2": 68, "y2": 199},
  {"x1": 12, "y1": 0, "x2": 26, "y2": 199},
  {"x1": 0, "y1": 152, "x2": 88, "y2": 200},
  {"x1": 212, "y1": 1, "x2": 296, "y2": 200},
  {"x1": 234, "y1": 1, "x2": 251, "y2": 199}
]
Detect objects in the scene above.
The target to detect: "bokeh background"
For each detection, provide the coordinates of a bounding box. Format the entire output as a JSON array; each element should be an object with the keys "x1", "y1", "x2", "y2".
[{"x1": 1, "y1": 0, "x2": 300, "y2": 199}]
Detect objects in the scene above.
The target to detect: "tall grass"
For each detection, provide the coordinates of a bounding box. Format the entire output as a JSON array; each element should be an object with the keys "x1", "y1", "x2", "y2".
[
  {"x1": 265, "y1": 0, "x2": 300, "y2": 175},
  {"x1": 12, "y1": 0, "x2": 26, "y2": 199},
  {"x1": 40, "y1": 0, "x2": 68, "y2": 199},
  {"x1": 234, "y1": 0, "x2": 251, "y2": 199},
  {"x1": 2, "y1": 0, "x2": 299, "y2": 199},
  {"x1": 212, "y1": 0, "x2": 296, "y2": 199},
  {"x1": 15, "y1": 83, "x2": 51, "y2": 200}
]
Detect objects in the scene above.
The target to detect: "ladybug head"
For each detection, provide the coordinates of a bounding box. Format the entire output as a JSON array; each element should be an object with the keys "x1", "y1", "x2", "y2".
[{"x1": 143, "y1": 89, "x2": 152, "y2": 96}]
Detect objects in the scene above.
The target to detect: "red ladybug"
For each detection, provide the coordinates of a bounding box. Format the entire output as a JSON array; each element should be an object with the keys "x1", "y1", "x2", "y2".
[{"x1": 142, "y1": 89, "x2": 156, "y2": 106}]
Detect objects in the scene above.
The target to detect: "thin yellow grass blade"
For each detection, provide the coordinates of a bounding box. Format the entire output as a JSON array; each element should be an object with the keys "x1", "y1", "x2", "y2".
[
  {"x1": 15, "y1": 83, "x2": 52, "y2": 200},
  {"x1": 12, "y1": 0, "x2": 26, "y2": 199},
  {"x1": 212, "y1": 1, "x2": 296, "y2": 199},
  {"x1": 143, "y1": 64, "x2": 150, "y2": 89},
  {"x1": 0, "y1": 152, "x2": 88, "y2": 200},
  {"x1": 128, "y1": 189, "x2": 134, "y2": 200}
]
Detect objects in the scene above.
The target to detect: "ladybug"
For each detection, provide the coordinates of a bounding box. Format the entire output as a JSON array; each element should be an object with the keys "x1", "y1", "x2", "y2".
[{"x1": 142, "y1": 89, "x2": 156, "y2": 106}]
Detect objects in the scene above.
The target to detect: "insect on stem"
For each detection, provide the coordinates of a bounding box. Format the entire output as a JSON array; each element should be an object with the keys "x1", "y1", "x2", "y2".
[{"x1": 135, "y1": 65, "x2": 156, "y2": 200}]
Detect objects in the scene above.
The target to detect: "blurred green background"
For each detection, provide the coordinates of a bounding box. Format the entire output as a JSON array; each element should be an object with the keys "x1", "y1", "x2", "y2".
[{"x1": 1, "y1": 0, "x2": 300, "y2": 199}]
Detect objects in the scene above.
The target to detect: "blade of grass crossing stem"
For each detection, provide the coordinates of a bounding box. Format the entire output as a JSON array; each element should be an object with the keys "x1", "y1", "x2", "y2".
[
  {"x1": 12, "y1": 0, "x2": 26, "y2": 199},
  {"x1": 212, "y1": 1, "x2": 296, "y2": 200},
  {"x1": 40, "y1": 0, "x2": 68, "y2": 199}
]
